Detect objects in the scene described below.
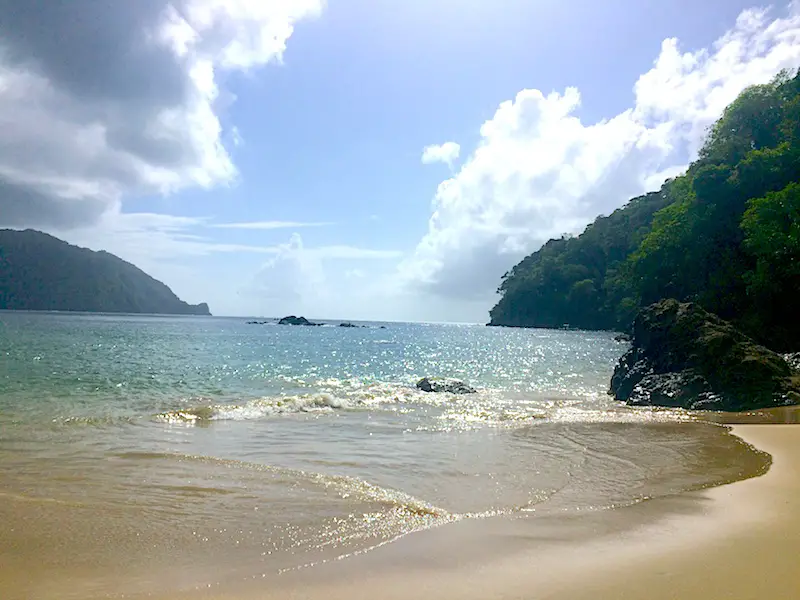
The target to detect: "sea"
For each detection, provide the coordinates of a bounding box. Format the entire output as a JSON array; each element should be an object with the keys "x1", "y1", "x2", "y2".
[{"x1": 0, "y1": 312, "x2": 771, "y2": 599}]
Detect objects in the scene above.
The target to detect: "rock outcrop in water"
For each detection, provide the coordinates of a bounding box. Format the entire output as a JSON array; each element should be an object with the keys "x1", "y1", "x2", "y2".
[
  {"x1": 416, "y1": 377, "x2": 477, "y2": 394},
  {"x1": 610, "y1": 299, "x2": 800, "y2": 411},
  {"x1": 278, "y1": 315, "x2": 321, "y2": 326}
]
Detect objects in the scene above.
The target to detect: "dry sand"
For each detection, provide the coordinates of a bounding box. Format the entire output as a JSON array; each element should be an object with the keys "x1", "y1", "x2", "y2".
[{"x1": 182, "y1": 425, "x2": 800, "y2": 600}]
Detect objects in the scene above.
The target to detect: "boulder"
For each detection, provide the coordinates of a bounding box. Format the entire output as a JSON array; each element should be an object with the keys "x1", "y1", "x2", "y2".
[
  {"x1": 610, "y1": 299, "x2": 800, "y2": 411},
  {"x1": 416, "y1": 377, "x2": 477, "y2": 394},
  {"x1": 278, "y1": 315, "x2": 321, "y2": 326},
  {"x1": 339, "y1": 322, "x2": 360, "y2": 328}
]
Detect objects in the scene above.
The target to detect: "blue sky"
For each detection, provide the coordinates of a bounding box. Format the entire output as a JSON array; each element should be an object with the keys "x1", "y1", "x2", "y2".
[{"x1": 2, "y1": 0, "x2": 800, "y2": 320}]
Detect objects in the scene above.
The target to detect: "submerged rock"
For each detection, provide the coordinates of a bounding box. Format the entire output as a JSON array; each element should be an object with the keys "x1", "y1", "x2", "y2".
[
  {"x1": 610, "y1": 299, "x2": 800, "y2": 411},
  {"x1": 416, "y1": 377, "x2": 477, "y2": 394},
  {"x1": 278, "y1": 315, "x2": 321, "y2": 326},
  {"x1": 338, "y1": 322, "x2": 361, "y2": 328}
]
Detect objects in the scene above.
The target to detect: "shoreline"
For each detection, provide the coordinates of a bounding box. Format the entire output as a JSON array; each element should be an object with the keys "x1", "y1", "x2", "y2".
[
  {"x1": 166, "y1": 424, "x2": 799, "y2": 600},
  {"x1": 4, "y1": 423, "x2": 797, "y2": 599}
]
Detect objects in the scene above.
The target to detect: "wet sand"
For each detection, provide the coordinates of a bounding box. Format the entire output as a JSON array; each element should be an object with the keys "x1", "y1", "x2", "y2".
[
  {"x1": 170, "y1": 424, "x2": 800, "y2": 600},
  {"x1": 3, "y1": 425, "x2": 797, "y2": 600},
  {"x1": 563, "y1": 424, "x2": 800, "y2": 600}
]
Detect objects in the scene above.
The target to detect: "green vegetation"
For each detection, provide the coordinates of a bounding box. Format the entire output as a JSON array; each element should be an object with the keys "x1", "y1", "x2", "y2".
[
  {"x1": 0, "y1": 229, "x2": 211, "y2": 315},
  {"x1": 490, "y1": 69, "x2": 800, "y2": 351}
]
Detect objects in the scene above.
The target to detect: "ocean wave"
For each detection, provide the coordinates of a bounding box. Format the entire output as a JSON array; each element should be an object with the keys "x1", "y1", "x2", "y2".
[
  {"x1": 59, "y1": 376, "x2": 698, "y2": 430},
  {"x1": 151, "y1": 379, "x2": 688, "y2": 429},
  {"x1": 152, "y1": 380, "x2": 496, "y2": 423},
  {"x1": 153, "y1": 393, "x2": 355, "y2": 423},
  {"x1": 112, "y1": 450, "x2": 451, "y2": 519}
]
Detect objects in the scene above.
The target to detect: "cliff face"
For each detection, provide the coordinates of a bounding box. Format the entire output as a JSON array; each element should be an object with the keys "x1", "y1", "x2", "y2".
[{"x1": 0, "y1": 229, "x2": 211, "y2": 316}]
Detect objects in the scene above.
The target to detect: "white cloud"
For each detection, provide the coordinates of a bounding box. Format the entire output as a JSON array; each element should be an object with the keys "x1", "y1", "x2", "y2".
[
  {"x1": 241, "y1": 233, "x2": 402, "y2": 317},
  {"x1": 421, "y1": 142, "x2": 461, "y2": 168},
  {"x1": 401, "y1": 2, "x2": 800, "y2": 302},
  {"x1": 248, "y1": 233, "x2": 327, "y2": 315},
  {"x1": 345, "y1": 269, "x2": 366, "y2": 280},
  {"x1": 0, "y1": 0, "x2": 323, "y2": 229},
  {"x1": 57, "y1": 211, "x2": 399, "y2": 263},
  {"x1": 213, "y1": 220, "x2": 334, "y2": 230},
  {"x1": 310, "y1": 246, "x2": 402, "y2": 260}
]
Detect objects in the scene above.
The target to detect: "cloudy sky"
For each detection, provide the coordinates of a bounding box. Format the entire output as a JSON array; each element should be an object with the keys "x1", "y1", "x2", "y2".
[{"x1": 2, "y1": 0, "x2": 800, "y2": 321}]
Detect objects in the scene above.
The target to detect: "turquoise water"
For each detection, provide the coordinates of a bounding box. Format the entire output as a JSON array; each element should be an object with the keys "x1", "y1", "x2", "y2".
[
  {"x1": 0, "y1": 312, "x2": 767, "y2": 599},
  {"x1": 0, "y1": 312, "x2": 622, "y2": 424}
]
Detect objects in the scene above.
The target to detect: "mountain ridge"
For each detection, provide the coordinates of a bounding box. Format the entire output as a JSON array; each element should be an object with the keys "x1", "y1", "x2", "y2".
[{"x1": 0, "y1": 229, "x2": 211, "y2": 316}]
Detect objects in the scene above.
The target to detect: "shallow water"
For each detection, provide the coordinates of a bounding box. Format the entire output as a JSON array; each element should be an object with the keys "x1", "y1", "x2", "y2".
[{"x1": 0, "y1": 312, "x2": 770, "y2": 599}]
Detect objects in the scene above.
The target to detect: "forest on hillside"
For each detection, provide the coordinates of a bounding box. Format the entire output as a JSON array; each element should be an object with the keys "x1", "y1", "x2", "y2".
[
  {"x1": 489, "y1": 70, "x2": 800, "y2": 351},
  {"x1": 0, "y1": 229, "x2": 211, "y2": 316}
]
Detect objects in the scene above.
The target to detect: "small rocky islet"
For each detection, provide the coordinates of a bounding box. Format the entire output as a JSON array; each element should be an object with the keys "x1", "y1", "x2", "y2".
[
  {"x1": 247, "y1": 316, "x2": 385, "y2": 329},
  {"x1": 277, "y1": 315, "x2": 323, "y2": 326}
]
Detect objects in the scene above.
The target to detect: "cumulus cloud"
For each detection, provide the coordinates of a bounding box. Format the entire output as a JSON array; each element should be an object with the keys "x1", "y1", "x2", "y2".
[
  {"x1": 0, "y1": 0, "x2": 323, "y2": 229},
  {"x1": 401, "y1": 2, "x2": 800, "y2": 301},
  {"x1": 421, "y1": 142, "x2": 461, "y2": 168},
  {"x1": 249, "y1": 233, "x2": 326, "y2": 313},
  {"x1": 242, "y1": 233, "x2": 401, "y2": 316}
]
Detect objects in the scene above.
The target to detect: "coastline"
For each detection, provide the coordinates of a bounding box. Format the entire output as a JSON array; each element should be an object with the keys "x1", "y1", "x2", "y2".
[
  {"x1": 3, "y1": 421, "x2": 797, "y2": 599},
  {"x1": 171, "y1": 424, "x2": 799, "y2": 600},
  {"x1": 564, "y1": 424, "x2": 800, "y2": 600}
]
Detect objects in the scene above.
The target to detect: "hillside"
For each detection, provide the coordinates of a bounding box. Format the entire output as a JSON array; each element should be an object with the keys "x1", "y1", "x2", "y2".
[
  {"x1": 0, "y1": 229, "x2": 211, "y2": 316},
  {"x1": 489, "y1": 69, "x2": 800, "y2": 351}
]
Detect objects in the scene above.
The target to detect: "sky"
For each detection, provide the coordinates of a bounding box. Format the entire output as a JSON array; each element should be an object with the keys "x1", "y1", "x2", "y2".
[{"x1": 1, "y1": 0, "x2": 800, "y2": 322}]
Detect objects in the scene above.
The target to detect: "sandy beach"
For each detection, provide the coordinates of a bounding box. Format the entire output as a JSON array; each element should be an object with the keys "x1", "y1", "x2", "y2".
[
  {"x1": 175, "y1": 424, "x2": 800, "y2": 600},
  {"x1": 553, "y1": 424, "x2": 800, "y2": 600},
  {"x1": 3, "y1": 424, "x2": 798, "y2": 600}
]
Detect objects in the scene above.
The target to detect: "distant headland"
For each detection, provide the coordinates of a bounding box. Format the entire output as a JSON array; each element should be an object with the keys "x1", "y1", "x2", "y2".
[{"x1": 0, "y1": 229, "x2": 211, "y2": 316}]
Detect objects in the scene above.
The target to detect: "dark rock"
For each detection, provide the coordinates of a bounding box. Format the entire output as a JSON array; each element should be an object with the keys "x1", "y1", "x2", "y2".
[
  {"x1": 278, "y1": 315, "x2": 321, "y2": 326},
  {"x1": 610, "y1": 299, "x2": 800, "y2": 411},
  {"x1": 625, "y1": 370, "x2": 721, "y2": 410},
  {"x1": 379, "y1": 326, "x2": 387, "y2": 329},
  {"x1": 614, "y1": 333, "x2": 632, "y2": 342},
  {"x1": 339, "y1": 322, "x2": 360, "y2": 328},
  {"x1": 416, "y1": 377, "x2": 477, "y2": 394}
]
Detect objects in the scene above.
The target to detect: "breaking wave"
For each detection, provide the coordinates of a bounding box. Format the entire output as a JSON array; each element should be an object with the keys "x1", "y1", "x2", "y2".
[{"x1": 152, "y1": 379, "x2": 499, "y2": 424}]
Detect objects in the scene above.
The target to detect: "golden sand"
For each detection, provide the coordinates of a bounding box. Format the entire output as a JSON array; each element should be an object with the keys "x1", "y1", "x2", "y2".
[
  {"x1": 557, "y1": 424, "x2": 800, "y2": 600},
  {"x1": 176, "y1": 425, "x2": 800, "y2": 600},
  {"x1": 4, "y1": 425, "x2": 798, "y2": 600}
]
